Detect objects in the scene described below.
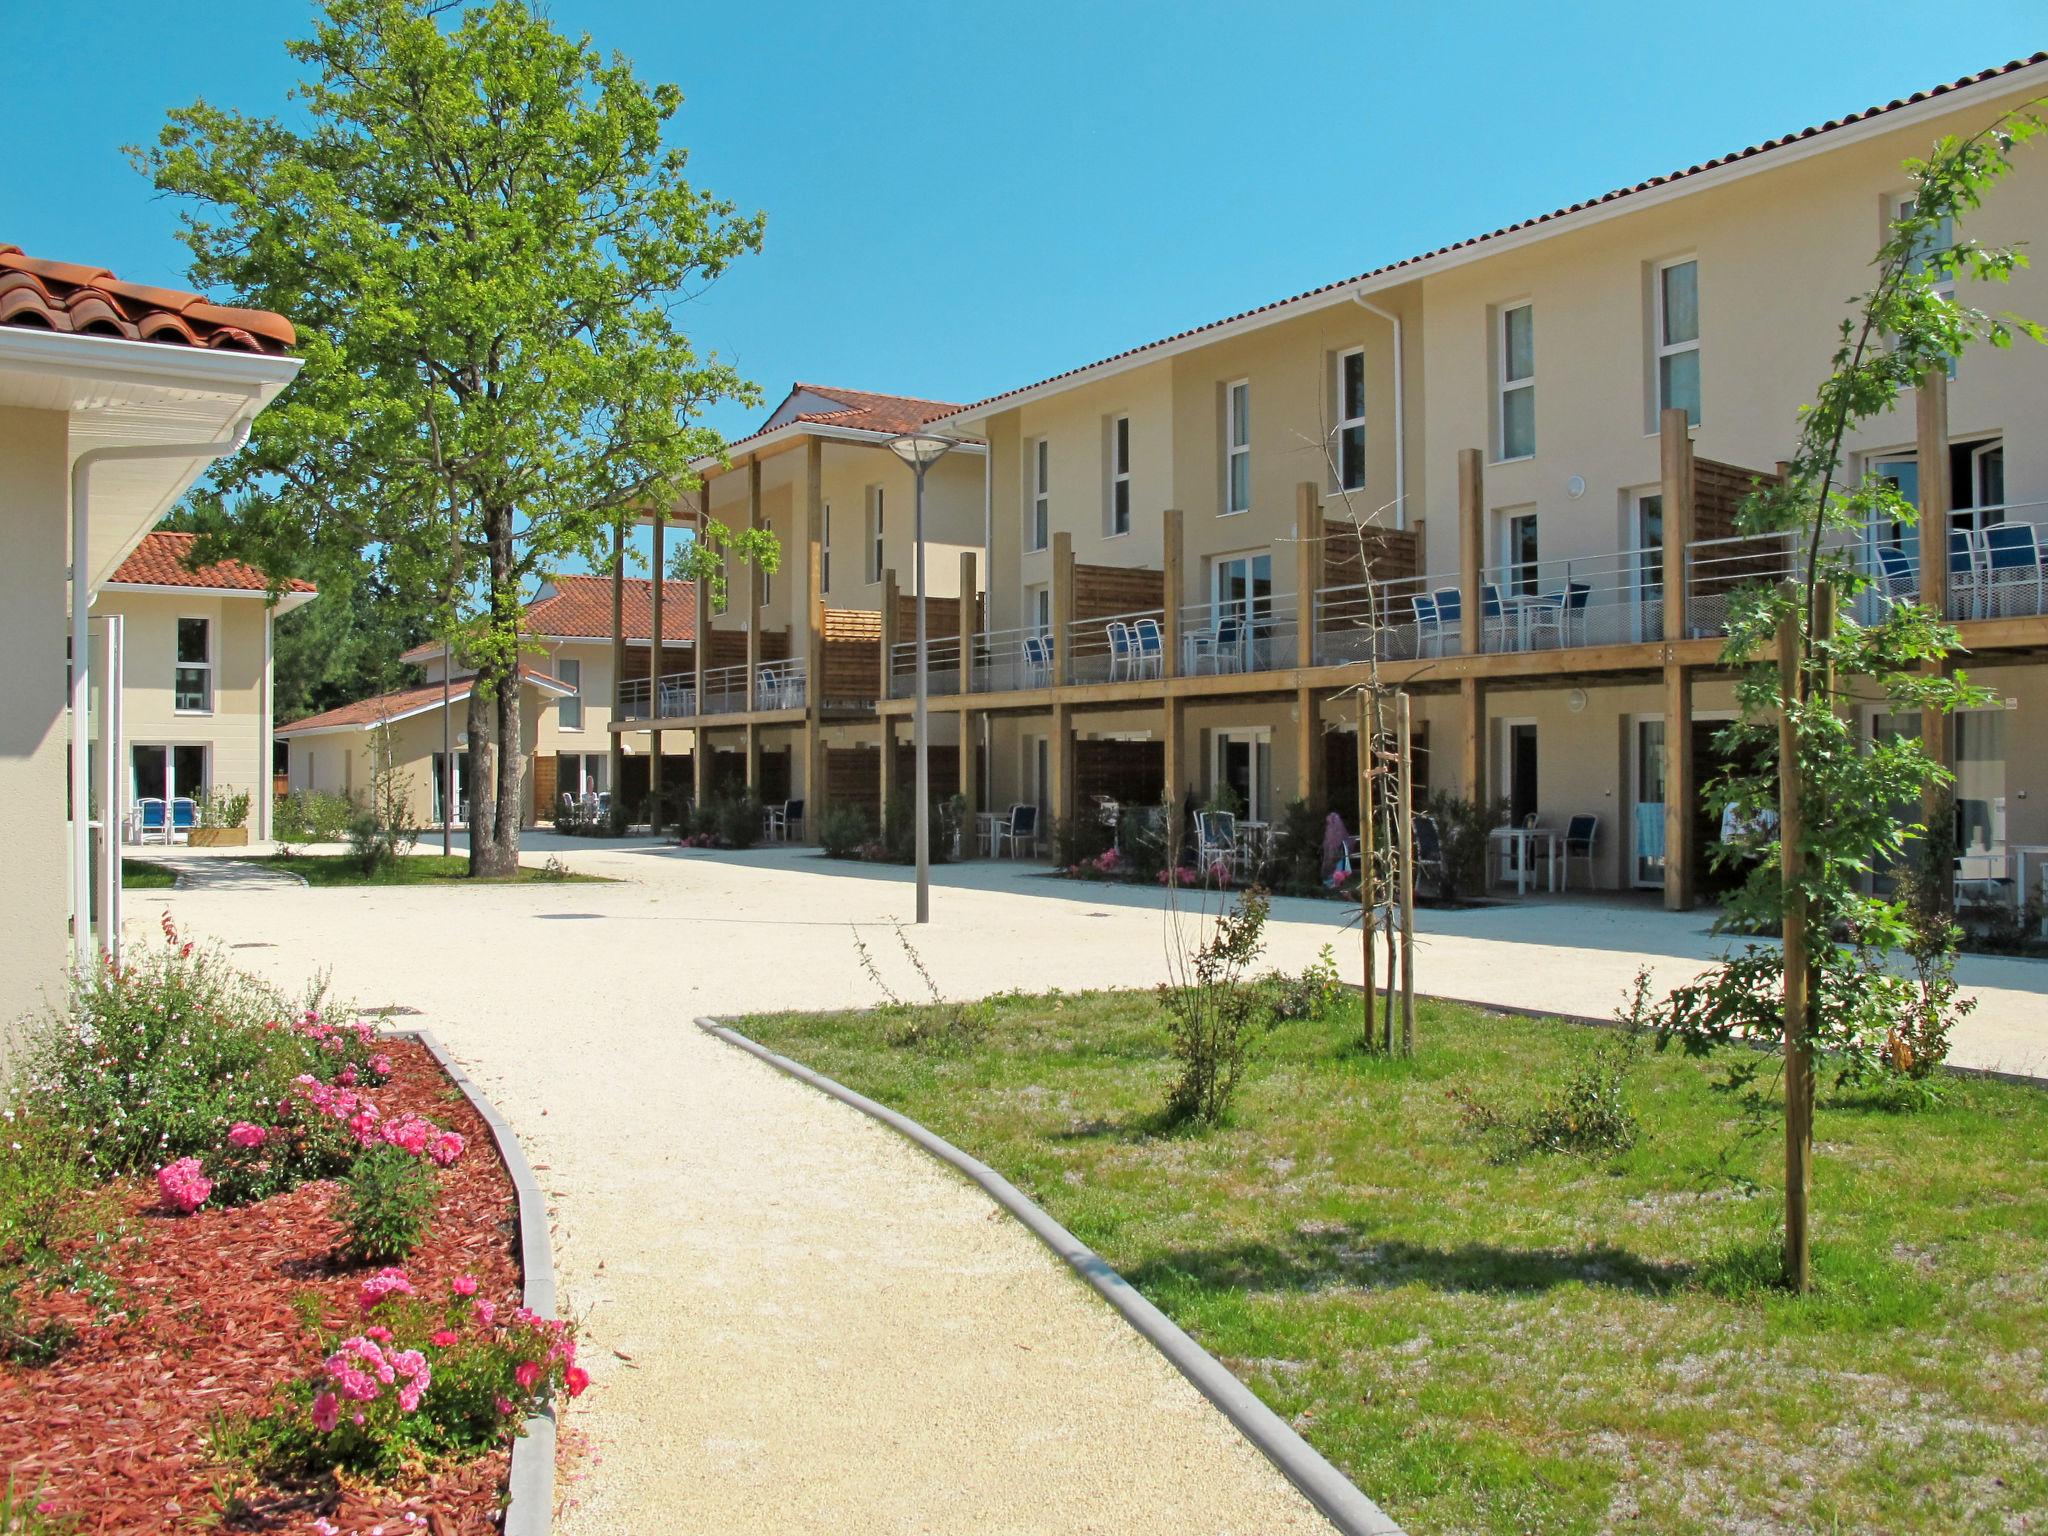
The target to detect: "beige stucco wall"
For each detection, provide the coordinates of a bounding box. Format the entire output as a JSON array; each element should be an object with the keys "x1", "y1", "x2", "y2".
[
  {"x1": 0, "y1": 404, "x2": 70, "y2": 1040},
  {"x1": 99, "y1": 589, "x2": 272, "y2": 833}
]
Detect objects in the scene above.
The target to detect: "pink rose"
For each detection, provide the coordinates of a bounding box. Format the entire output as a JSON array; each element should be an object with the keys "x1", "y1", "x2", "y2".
[
  {"x1": 473, "y1": 1298, "x2": 497, "y2": 1326},
  {"x1": 428, "y1": 1131, "x2": 464, "y2": 1168},
  {"x1": 337, "y1": 1066, "x2": 358, "y2": 1088},
  {"x1": 357, "y1": 1267, "x2": 414, "y2": 1312},
  {"x1": 431, "y1": 1329, "x2": 459, "y2": 1348},
  {"x1": 451, "y1": 1274, "x2": 478, "y2": 1296},
  {"x1": 564, "y1": 1365, "x2": 590, "y2": 1398},
  {"x1": 515, "y1": 1361, "x2": 542, "y2": 1391},
  {"x1": 226, "y1": 1122, "x2": 267, "y2": 1150},
  {"x1": 369, "y1": 1053, "x2": 393, "y2": 1079},
  {"x1": 156, "y1": 1157, "x2": 211, "y2": 1214},
  {"x1": 311, "y1": 1391, "x2": 340, "y2": 1433}
]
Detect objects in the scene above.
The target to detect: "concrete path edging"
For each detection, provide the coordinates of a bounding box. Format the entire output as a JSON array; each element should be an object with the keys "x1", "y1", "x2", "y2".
[
  {"x1": 697, "y1": 1016, "x2": 1405, "y2": 1536},
  {"x1": 397, "y1": 1027, "x2": 557, "y2": 1536}
]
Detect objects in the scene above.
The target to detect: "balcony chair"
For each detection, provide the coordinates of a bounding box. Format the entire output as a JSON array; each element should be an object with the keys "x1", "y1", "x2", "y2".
[
  {"x1": 1562, "y1": 814, "x2": 1599, "y2": 892},
  {"x1": 1481, "y1": 583, "x2": 1512, "y2": 651},
  {"x1": 1106, "y1": 620, "x2": 1133, "y2": 682},
  {"x1": 1410, "y1": 812, "x2": 1447, "y2": 897},
  {"x1": 1193, "y1": 810, "x2": 1238, "y2": 875},
  {"x1": 992, "y1": 802, "x2": 1040, "y2": 859},
  {"x1": 1023, "y1": 634, "x2": 1051, "y2": 688},
  {"x1": 1949, "y1": 529, "x2": 1986, "y2": 620},
  {"x1": 1431, "y1": 587, "x2": 1464, "y2": 654},
  {"x1": 1875, "y1": 544, "x2": 1918, "y2": 610},
  {"x1": 133, "y1": 797, "x2": 167, "y2": 845},
  {"x1": 1982, "y1": 523, "x2": 2043, "y2": 618},
  {"x1": 1132, "y1": 617, "x2": 1164, "y2": 679},
  {"x1": 1410, "y1": 592, "x2": 1441, "y2": 657}
]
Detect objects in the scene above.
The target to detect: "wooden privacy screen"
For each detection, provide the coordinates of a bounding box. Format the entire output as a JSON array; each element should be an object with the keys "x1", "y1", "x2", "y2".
[
  {"x1": 1692, "y1": 459, "x2": 1789, "y2": 602},
  {"x1": 1073, "y1": 564, "x2": 1166, "y2": 624},
  {"x1": 822, "y1": 609, "x2": 881, "y2": 703},
  {"x1": 1321, "y1": 519, "x2": 1420, "y2": 590}
]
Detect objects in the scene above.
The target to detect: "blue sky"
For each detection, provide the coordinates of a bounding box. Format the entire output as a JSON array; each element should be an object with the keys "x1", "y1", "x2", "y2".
[{"x1": 1, "y1": 1, "x2": 2039, "y2": 566}]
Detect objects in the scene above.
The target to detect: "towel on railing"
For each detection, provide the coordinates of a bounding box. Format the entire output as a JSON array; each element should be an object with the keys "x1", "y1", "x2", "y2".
[{"x1": 1635, "y1": 806, "x2": 1666, "y2": 860}]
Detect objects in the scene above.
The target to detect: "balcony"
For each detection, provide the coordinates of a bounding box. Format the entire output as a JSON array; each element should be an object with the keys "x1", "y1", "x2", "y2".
[
  {"x1": 1313, "y1": 570, "x2": 1460, "y2": 662},
  {"x1": 616, "y1": 658, "x2": 808, "y2": 721}
]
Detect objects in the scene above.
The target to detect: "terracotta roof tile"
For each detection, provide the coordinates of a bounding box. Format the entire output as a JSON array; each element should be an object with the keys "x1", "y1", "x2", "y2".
[
  {"x1": 525, "y1": 573, "x2": 697, "y2": 643},
  {"x1": 277, "y1": 663, "x2": 571, "y2": 736},
  {"x1": 724, "y1": 383, "x2": 971, "y2": 452},
  {"x1": 948, "y1": 52, "x2": 2048, "y2": 418},
  {"x1": 108, "y1": 531, "x2": 314, "y2": 594},
  {"x1": 0, "y1": 245, "x2": 295, "y2": 355}
]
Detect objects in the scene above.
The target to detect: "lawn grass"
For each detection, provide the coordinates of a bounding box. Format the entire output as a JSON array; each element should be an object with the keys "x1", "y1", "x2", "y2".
[
  {"x1": 736, "y1": 990, "x2": 2048, "y2": 1535},
  {"x1": 255, "y1": 853, "x2": 604, "y2": 886},
  {"x1": 121, "y1": 859, "x2": 177, "y2": 889}
]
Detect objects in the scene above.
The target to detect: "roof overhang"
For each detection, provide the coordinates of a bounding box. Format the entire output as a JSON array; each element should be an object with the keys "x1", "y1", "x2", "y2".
[
  {"x1": 930, "y1": 58, "x2": 2048, "y2": 431},
  {"x1": 0, "y1": 326, "x2": 301, "y2": 589},
  {"x1": 678, "y1": 418, "x2": 987, "y2": 496},
  {"x1": 278, "y1": 671, "x2": 574, "y2": 738},
  {"x1": 102, "y1": 580, "x2": 317, "y2": 614}
]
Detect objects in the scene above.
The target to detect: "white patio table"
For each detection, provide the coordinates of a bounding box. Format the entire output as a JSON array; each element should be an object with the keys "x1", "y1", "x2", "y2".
[{"x1": 1489, "y1": 825, "x2": 1561, "y2": 895}]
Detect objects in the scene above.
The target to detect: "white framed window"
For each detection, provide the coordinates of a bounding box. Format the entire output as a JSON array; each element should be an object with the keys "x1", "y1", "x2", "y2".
[
  {"x1": 557, "y1": 657, "x2": 583, "y2": 730},
  {"x1": 1225, "y1": 380, "x2": 1251, "y2": 513},
  {"x1": 760, "y1": 562, "x2": 771, "y2": 609},
  {"x1": 1897, "y1": 193, "x2": 1957, "y2": 298},
  {"x1": 1334, "y1": 348, "x2": 1366, "y2": 491},
  {"x1": 1210, "y1": 728, "x2": 1273, "y2": 823},
  {"x1": 1027, "y1": 583, "x2": 1052, "y2": 639},
  {"x1": 821, "y1": 504, "x2": 832, "y2": 593},
  {"x1": 1498, "y1": 304, "x2": 1534, "y2": 461},
  {"x1": 1655, "y1": 258, "x2": 1700, "y2": 426},
  {"x1": 867, "y1": 487, "x2": 885, "y2": 584},
  {"x1": 174, "y1": 616, "x2": 213, "y2": 714},
  {"x1": 1028, "y1": 437, "x2": 1050, "y2": 551},
  {"x1": 1502, "y1": 510, "x2": 1540, "y2": 596},
  {"x1": 1107, "y1": 416, "x2": 1132, "y2": 536}
]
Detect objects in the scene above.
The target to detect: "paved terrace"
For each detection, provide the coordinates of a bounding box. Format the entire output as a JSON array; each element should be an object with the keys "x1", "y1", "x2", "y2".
[{"x1": 143, "y1": 840, "x2": 2048, "y2": 1534}]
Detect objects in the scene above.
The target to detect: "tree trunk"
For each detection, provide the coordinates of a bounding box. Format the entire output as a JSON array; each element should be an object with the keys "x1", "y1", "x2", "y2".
[
  {"x1": 466, "y1": 683, "x2": 497, "y2": 876},
  {"x1": 471, "y1": 504, "x2": 523, "y2": 879}
]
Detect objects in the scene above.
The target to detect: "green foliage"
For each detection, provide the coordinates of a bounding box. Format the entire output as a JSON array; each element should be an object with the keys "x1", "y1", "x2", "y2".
[
  {"x1": 195, "y1": 783, "x2": 252, "y2": 831},
  {"x1": 19, "y1": 921, "x2": 371, "y2": 1186},
  {"x1": 852, "y1": 923, "x2": 991, "y2": 1049},
  {"x1": 880, "y1": 791, "x2": 962, "y2": 865},
  {"x1": 1451, "y1": 972, "x2": 1652, "y2": 1163},
  {"x1": 272, "y1": 789, "x2": 356, "y2": 845},
  {"x1": 0, "y1": 1475, "x2": 83, "y2": 1535},
  {"x1": 1264, "y1": 799, "x2": 1327, "y2": 896},
  {"x1": 715, "y1": 792, "x2": 764, "y2": 850},
  {"x1": 1051, "y1": 810, "x2": 1114, "y2": 870},
  {"x1": 335, "y1": 1146, "x2": 439, "y2": 1263},
  {"x1": 1200, "y1": 780, "x2": 1245, "y2": 819},
  {"x1": 1158, "y1": 889, "x2": 1272, "y2": 1124},
  {"x1": 1256, "y1": 944, "x2": 1343, "y2": 1024},
  {"x1": 346, "y1": 726, "x2": 419, "y2": 874},
  {"x1": 1425, "y1": 791, "x2": 1507, "y2": 902},
  {"x1": 817, "y1": 803, "x2": 873, "y2": 859},
  {"x1": 135, "y1": 0, "x2": 769, "y2": 872},
  {"x1": 0, "y1": 1121, "x2": 141, "y2": 1365},
  {"x1": 272, "y1": 565, "x2": 434, "y2": 724}
]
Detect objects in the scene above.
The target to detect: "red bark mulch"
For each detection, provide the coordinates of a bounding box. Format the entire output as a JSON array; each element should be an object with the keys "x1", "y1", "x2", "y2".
[{"x1": 0, "y1": 1037, "x2": 530, "y2": 1535}]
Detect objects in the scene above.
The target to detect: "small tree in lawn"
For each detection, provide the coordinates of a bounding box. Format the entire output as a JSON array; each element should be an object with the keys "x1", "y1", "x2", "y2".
[
  {"x1": 135, "y1": 0, "x2": 768, "y2": 878},
  {"x1": 1656, "y1": 112, "x2": 2042, "y2": 1291}
]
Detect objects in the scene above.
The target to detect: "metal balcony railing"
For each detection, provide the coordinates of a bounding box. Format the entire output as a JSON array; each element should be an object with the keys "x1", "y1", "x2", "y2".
[
  {"x1": 1066, "y1": 607, "x2": 1167, "y2": 685},
  {"x1": 1313, "y1": 571, "x2": 1460, "y2": 663},
  {"x1": 887, "y1": 635, "x2": 965, "y2": 699},
  {"x1": 1174, "y1": 596, "x2": 1299, "y2": 675}
]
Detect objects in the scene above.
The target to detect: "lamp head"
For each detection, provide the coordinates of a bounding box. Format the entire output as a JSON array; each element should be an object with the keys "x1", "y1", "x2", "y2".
[{"x1": 887, "y1": 431, "x2": 958, "y2": 468}]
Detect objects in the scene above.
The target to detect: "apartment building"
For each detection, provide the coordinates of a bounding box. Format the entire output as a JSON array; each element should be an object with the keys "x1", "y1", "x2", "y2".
[
  {"x1": 876, "y1": 54, "x2": 2048, "y2": 904},
  {"x1": 279, "y1": 573, "x2": 694, "y2": 828},
  {"x1": 614, "y1": 383, "x2": 987, "y2": 822},
  {"x1": 99, "y1": 532, "x2": 315, "y2": 842}
]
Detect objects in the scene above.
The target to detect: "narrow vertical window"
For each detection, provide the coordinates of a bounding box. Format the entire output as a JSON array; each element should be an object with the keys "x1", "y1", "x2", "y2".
[
  {"x1": 175, "y1": 617, "x2": 212, "y2": 713},
  {"x1": 1499, "y1": 304, "x2": 1535, "y2": 460},
  {"x1": 1335, "y1": 349, "x2": 1366, "y2": 491},
  {"x1": 1108, "y1": 416, "x2": 1131, "y2": 535},
  {"x1": 1656, "y1": 260, "x2": 1700, "y2": 425},
  {"x1": 822, "y1": 504, "x2": 831, "y2": 593},
  {"x1": 1225, "y1": 380, "x2": 1251, "y2": 513},
  {"x1": 1031, "y1": 438, "x2": 1050, "y2": 550},
  {"x1": 1506, "y1": 512, "x2": 1539, "y2": 596},
  {"x1": 558, "y1": 657, "x2": 582, "y2": 729},
  {"x1": 869, "y1": 488, "x2": 885, "y2": 583}
]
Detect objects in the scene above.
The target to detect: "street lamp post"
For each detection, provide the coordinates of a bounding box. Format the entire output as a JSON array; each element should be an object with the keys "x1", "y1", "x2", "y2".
[{"x1": 886, "y1": 431, "x2": 959, "y2": 924}]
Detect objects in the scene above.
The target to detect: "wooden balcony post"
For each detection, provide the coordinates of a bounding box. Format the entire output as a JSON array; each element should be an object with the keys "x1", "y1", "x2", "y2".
[
  {"x1": 1161, "y1": 508, "x2": 1184, "y2": 679},
  {"x1": 1663, "y1": 665, "x2": 1695, "y2": 911},
  {"x1": 1457, "y1": 448, "x2": 1483, "y2": 656},
  {"x1": 746, "y1": 456, "x2": 763, "y2": 710},
  {"x1": 608, "y1": 514, "x2": 626, "y2": 818},
  {"x1": 1296, "y1": 687, "x2": 1323, "y2": 809},
  {"x1": 879, "y1": 715, "x2": 897, "y2": 833},
  {"x1": 692, "y1": 489, "x2": 710, "y2": 811},
  {"x1": 1658, "y1": 409, "x2": 1695, "y2": 643},
  {"x1": 880, "y1": 568, "x2": 899, "y2": 702},
  {"x1": 1460, "y1": 674, "x2": 1485, "y2": 802},
  {"x1": 804, "y1": 436, "x2": 826, "y2": 829},
  {"x1": 649, "y1": 502, "x2": 666, "y2": 832},
  {"x1": 1916, "y1": 369, "x2": 1955, "y2": 908},
  {"x1": 1051, "y1": 530, "x2": 1074, "y2": 686},
  {"x1": 1295, "y1": 481, "x2": 1320, "y2": 667},
  {"x1": 958, "y1": 549, "x2": 977, "y2": 697}
]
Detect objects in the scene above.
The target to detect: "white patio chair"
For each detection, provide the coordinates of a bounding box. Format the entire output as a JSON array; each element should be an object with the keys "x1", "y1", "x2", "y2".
[{"x1": 991, "y1": 803, "x2": 1040, "y2": 859}]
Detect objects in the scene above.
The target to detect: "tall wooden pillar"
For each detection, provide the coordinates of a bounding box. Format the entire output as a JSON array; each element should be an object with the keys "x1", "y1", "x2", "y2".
[
  {"x1": 1457, "y1": 448, "x2": 1484, "y2": 655},
  {"x1": 1659, "y1": 408, "x2": 1695, "y2": 644},
  {"x1": 649, "y1": 504, "x2": 667, "y2": 832},
  {"x1": 957, "y1": 550, "x2": 980, "y2": 827},
  {"x1": 744, "y1": 458, "x2": 763, "y2": 796},
  {"x1": 1161, "y1": 508, "x2": 1184, "y2": 679},
  {"x1": 1051, "y1": 531, "x2": 1074, "y2": 687},
  {"x1": 692, "y1": 490, "x2": 710, "y2": 811},
  {"x1": 803, "y1": 437, "x2": 827, "y2": 832},
  {"x1": 1663, "y1": 664, "x2": 1695, "y2": 911},
  {"x1": 958, "y1": 550, "x2": 978, "y2": 698},
  {"x1": 1460, "y1": 675, "x2": 1485, "y2": 801},
  {"x1": 1050, "y1": 701, "x2": 1075, "y2": 836},
  {"x1": 608, "y1": 516, "x2": 626, "y2": 818},
  {"x1": 1297, "y1": 686, "x2": 1323, "y2": 810},
  {"x1": 879, "y1": 714, "x2": 897, "y2": 827},
  {"x1": 1295, "y1": 481, "x2": 1320, "y2": 667},
  {"x1": 1163, "y1": 697, "x2": 1185, "y2": 815},
  {"x1": 1916, "y1": 370, "x2": 1955, "y2": 906}
]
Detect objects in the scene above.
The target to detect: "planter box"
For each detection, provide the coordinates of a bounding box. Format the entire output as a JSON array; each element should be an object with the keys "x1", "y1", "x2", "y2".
[{"x1": 188, "y1": 826, "x2": 249, "y2": 847}]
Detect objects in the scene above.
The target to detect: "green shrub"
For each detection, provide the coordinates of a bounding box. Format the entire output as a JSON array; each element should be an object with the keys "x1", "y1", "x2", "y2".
[
  {"x1": 197, "y1": 783, "x2": 252, "y2": 830},
  {"x1": 1159, "y1": 890, "x2": 1272, "y2": 1124},
  {"x1": 272, "y1": 789, "x2": 355, "y2": 843},
  {"x1": 881, "y1": 791, "x2": 959, "y2": 865},
  {"x1": 1450, "y1": 972, "x2": 1649, "y2": 1162},
  {"x1": 1258, "y1": 944, "x2": 1343, "y2": 1023},
  {"x1": 0, "y1": 1120, "x2": 140, "y2": 1365},
  {"x1": 714, "y1": 792, "x2": 764, "y2": 849},
  {"x1": 0, "y1": 1474, "x2": 83, "y2": 1535},
  {"x1": 1425, "y1": 791, "x2": 1509, "y2": 902},
  {"x1": 1264, "y1": 799, "x2": 1326, "y2": 896},
  {"x1": 818, "y1": 803, "x2": 873, "y2": 859},
  {"x1": 335, "y1": 1146, "x2": 439, "y2": 1263},
  {"x1": 1052, "y1": 810, "x2": 1114, "y2": 870}
]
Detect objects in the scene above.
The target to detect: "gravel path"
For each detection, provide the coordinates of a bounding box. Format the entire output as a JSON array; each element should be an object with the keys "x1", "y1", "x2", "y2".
[{"x1": 144, "y1": 839, "x2": 2048, "y2": 1532}]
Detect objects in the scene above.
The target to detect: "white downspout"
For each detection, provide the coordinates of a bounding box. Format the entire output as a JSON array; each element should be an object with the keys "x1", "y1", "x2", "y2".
[
  {"x1": 1350, "y1": 293, "x2": 1406, "y2": 529},
  {"x1": 70, "y1": 414, "x2": 254, "y2": 968}
]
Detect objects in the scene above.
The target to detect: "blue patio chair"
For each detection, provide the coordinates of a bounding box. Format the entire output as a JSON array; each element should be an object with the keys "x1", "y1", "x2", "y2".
[
  {"x1": 1106, "y1": 620, "x2": 1133, "y2": 682},
  {"x1": 134, "y1": 797, "x2": 167, "y2": 845},
  {"x1": 1562, "y1": 814, "x2": 1599, "y2": 891},
  {"x1": 992, "y1": 802, "x2": 1039, "y2": 858},
  {"x1": 1432, "y1": 587, "x2": 1463, "y2": 654},
  {"x1": 1983, "y1": 523, "x2": 2044, "y2": 617},
  {"x1": 1023, "y1": 634, "x2": 1050, "y2": 687},
  {"x1": 171, "y1": 797, "x2": 199, "y2": 842},
  {"x1": 1481, "y1": 583, "x2": 1510, "y2": 651},
  {"x1": 1132, "y1": 617, "x2": 1164, "y2": 678},
  {"x1": 1949, "y1": 529, "x2": 1985, "y2": 619},
  {"x1": 1410, "y1": 592, "x2": 1440, "y2": 656},
  {"x1": 1875, "y1": 543, "x2": 1918, "y2": 609}
]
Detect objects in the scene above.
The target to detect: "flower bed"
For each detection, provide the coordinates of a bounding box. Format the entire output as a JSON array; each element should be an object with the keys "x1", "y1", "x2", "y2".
[{"x1": 0, "y1": 927, "x2": 576, "y2": 1534}]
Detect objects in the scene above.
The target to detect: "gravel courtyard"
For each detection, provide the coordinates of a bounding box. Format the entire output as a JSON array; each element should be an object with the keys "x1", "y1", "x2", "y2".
[{"x1": 144, "y1": 839, "x2": 2048, "y2": 1533}]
